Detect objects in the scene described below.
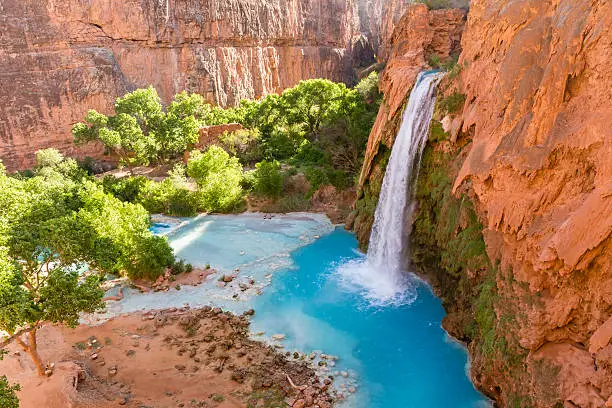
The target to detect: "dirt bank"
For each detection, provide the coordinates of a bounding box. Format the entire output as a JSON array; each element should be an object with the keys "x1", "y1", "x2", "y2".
[{"x1": 0, "y1": 307, "x2": 334, "y2": 408}]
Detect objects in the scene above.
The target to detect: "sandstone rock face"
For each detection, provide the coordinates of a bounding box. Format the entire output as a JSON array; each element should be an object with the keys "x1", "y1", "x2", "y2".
[
  {"x1": 452, "y1": 0, "x2": 612, "y2": 405},
  {"x1": 0, "y1": 0, "x2": 363, "y2": 171}
]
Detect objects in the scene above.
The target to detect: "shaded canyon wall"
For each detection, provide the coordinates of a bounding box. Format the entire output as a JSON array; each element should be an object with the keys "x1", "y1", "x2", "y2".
[{"x1": 0, "y1": 0, "x2": 366, "y2": 171}]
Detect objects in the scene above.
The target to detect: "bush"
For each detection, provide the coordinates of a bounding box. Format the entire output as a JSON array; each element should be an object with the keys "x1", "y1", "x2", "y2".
[
  {"x1": 439, "y1": 91, "x2": 466, "y2": 114},
  {"x1": 35, "y1": 148, "x2": 64, "y2": 168},
  {"x1": 252, "y1": 160, "x2": 283, "y2": 197},
  {"x1": 101, "y1": 175, "x2": 148, "y2": 203},
  {"x1": 218, "y1": 128, "x2": 263, "y2": 165},
  {"x1": 304, "y1": 167, "x2": 328, "y2": 196},
  {"x1": 0, "y1": 375, "x2": 20, "y2": 408},
  {"x1": 187, "y1": 146, "x2": 244, "y2": 212}
]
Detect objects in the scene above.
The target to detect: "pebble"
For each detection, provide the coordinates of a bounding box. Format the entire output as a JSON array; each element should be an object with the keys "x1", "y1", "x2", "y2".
[
  {"x1": 271, "y1": 334, "x2": 286, "y2": 341},
  {"x1": 341, "y1": 371, "x2": 348, "y2": 378}
]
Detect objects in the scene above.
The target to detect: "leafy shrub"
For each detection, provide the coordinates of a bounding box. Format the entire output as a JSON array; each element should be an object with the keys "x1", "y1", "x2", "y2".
[
  {"x1": 0, "y1": 375, "x2": 20, "y2": 408},
  {"x1": 187, "y1": 146, "x2": 244, "y2": 212},
  {"x1": 218, "y1": 128, "x2": 263, "y2": 165},
  {"x1": 252, "y1": 160, "x2": 283, "y2": 197},
  {"x1": 439, "y1": 91, "x2": 466, "y2": 114},
  {"x1": 101, "y1": 175, "x2": 148, "y2": 203},
  {"x1": 304, "y1": 167, "x2": 328, "y2": 196},
  {"x1": 35, "y1": 148, "x2": 64, "y2": 168}
]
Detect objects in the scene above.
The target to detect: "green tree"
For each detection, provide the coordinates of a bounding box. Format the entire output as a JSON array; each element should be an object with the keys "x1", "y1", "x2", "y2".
[
  {"x1": 280, "y1": 79, "x2": 348, "y2": 139},
  {"x1": 0, "y1": 160, "x2": 176, "y2": 375},
  {"x1": 0, "y1": 248, "x2": 103, "y2": 376},
  {"x1": 252, "y1": 160, "x2": 283, "y2": 197},
  {"x1": 34, "y1": 148, "x2": 64, "y2": 168},
  {"x1": 187, "y1": 146, "x2": 244, "y2": 212},
  {"x1": 72, "y1": 88, "x2": 207, "y2": 169}
]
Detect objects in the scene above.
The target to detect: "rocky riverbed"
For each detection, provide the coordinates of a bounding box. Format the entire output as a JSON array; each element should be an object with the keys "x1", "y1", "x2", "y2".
[{"x1": 0, "y1": 307, "x2": 335, "y2": 408}]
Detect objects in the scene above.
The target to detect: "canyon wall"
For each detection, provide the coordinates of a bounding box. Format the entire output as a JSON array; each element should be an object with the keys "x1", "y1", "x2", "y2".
[
  {"x1": 0, "y1": 0, "x2": 364, "y2": 171},
  {"x1": 453, "y1": 0, "x2": 612, "y2": 406},
  {"x1": 354, "y1": 0, "x2": 612, "y2": 406}
]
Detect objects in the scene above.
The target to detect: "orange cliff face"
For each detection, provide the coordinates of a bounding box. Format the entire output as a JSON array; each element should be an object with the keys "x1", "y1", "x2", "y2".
[
  {"x1": 0, "y1": 0, "x2": 366, "y2": 171},
  {"x1": 453, "y1": 0, "x2": 612, "y2": 405}
]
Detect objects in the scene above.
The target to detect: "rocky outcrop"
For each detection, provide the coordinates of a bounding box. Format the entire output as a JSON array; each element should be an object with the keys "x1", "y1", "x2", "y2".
[
  {"x1": 449, "y1": 0, "x2": 612, "y2": 405},
  {"x1": 350, "y1": 4, "x2": 466, "y2": 247},
  {"x1": 0, "y1": 0, "x2": 365, "y2": 171}
]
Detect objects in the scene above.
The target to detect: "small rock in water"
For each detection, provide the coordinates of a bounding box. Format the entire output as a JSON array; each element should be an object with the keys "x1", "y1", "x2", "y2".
[
  {"x1": 348, "y1": 386, "x2": 356, "y2": 393},
  {"x1": 216, "y1": 281, "x2": 226, "y2": 288},
  {"x1": 314, "y1": 235, "x2": 320, "y2": 239},
  {"x1": 341, "y1": 371, "x2": 348, "y2": 378},
  {"x1": 239, "y1": 251, "x2": 245, "y2": 255},
  {"x1": 222, "y1": 275, "x2": 234, "y2": 283},
  {"x1": 255, "y1": 331, "x2": 265, "y2": 336},
  {"x1": 309, "y1": 352, "x2": 316, "y2": 360},
  {"x1": 271, "y1": 334, "x2": 286, "y2": 341}
]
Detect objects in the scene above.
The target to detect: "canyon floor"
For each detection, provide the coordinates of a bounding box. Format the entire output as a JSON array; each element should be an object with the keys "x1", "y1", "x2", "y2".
[{"x1": 0, "y1": 306, "x2": 332, "y2": 408}]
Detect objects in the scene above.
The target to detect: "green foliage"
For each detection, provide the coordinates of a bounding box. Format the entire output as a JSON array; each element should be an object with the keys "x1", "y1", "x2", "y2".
[
  {"x1": 0, "y1": 160, "x2": 175, "y2": 282},
  {"x1": 439, "y1": 91, "x2": 467, "y2": 114},
  {"x1": 0, "y1": 375, "x2": 20, "y2": 408},
  {"x1": 101, "y1": 175, "x2": 148, "y2": 202},
  {"x1": 354, "y1": 71, "x2": 381, "y2": 103},
  {"x1": 187, "y1": 147, "x2": 244, "y2": 212},
  {"x1": 429, "y1": 120, "x2": 447, "y2": 142},
  {"x1": 35, "y1": 148, "x2": 64, "y2": 168},
  {"x1": 134, "y1": 165, "x2": 199, "y2": 216},
  {"x1": 280, "y1": 79, "x2": 347, "y2": 138},
  {"x1": 34, "y1": 149, "x2": 89, "y2": 181},
  {"x1": 252, "y1": 160, "x2": 283, "y2": 197},
  {"x1": 218, "y1": 128, "x2": 264, "y2": 165},
  {"x1": 73, "y1": 87, "x2": 205, "y2": 168}
]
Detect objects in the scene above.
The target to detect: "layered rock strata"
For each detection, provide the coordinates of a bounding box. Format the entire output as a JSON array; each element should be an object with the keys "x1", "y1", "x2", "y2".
[{"x1": 0, "y1": 0, "x2": 363, "y2": 171}]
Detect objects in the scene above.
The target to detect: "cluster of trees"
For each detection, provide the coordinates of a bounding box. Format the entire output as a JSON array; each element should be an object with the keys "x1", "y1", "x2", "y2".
[
  {"x1": 73, "y1": 74, "x2": 380, "y2": 202},
  {"x1": 0, "y1": 152, "x2": 176, "y2": 383},
  {"x1": 72, "y1": 88, "x2": 209, "y2": 168}
]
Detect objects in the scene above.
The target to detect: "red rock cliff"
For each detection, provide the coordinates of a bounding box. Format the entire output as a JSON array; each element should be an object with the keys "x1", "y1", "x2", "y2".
[
  {"x1": 0, "y1": 0, "x2": 362, "y2": 171},
  {"x1": 453, "y1": 0, "x2": 612, "y2": 405}
]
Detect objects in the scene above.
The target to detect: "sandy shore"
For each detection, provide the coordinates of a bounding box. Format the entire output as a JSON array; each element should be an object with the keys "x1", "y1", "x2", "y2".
[{"x1": 0, "y1": 307, "x2": 334, "y2": 408}]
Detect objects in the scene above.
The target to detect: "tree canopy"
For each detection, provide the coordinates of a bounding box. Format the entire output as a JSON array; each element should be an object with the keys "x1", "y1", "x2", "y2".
[
  {"x1": 72, "y1": 88, "x2": 207, "y2": 168},
  {"x1": 0, "y1": 152, "x2": 176, "y2": 376}
]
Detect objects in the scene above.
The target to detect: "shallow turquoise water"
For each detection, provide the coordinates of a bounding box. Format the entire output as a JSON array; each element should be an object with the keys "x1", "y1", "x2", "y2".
[
  {"x1": 250, "y1": 227, "x2": 488, "y2": 408},
  {"x1": 133, "y1": 215, "x2": 488, "y2": 407}
]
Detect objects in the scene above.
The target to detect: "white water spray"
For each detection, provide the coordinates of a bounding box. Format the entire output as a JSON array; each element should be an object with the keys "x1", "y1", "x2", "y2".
[{"x1": 337, "y1": 71, "x2": 443, "y2": 306}]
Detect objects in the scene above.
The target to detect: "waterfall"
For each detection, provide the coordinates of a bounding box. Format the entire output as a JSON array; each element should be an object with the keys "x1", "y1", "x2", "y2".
[
  {"x1": 337, "y1": 71, "x2": 443, "y2": 306},
  {"x1": 367, "y1": 71, "x2": 443, "y2": 272}
]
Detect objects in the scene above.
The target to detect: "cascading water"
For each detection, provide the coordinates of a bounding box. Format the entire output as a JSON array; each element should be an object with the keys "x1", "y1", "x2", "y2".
[{"x1": 338, "y1": 71, "x2": 443, "y2": 306}]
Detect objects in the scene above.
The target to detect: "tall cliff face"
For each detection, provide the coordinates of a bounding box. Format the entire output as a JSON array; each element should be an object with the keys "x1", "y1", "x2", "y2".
[
  {"x1": 355, "y1": 0, "x2": 612, "y2": 406},
  {"x1": 452, "y1": 0, "x2": 612, "y2": 406},
  {"x1": 0, "y1": 0, "x2": 363, "y2": 171}
]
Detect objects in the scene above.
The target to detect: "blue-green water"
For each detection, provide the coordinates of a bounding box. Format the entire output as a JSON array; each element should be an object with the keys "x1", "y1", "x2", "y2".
[
  {"x1": 125, "y1": 214, "x2": 488, "y2": 407},
  {"x1": 249, "y1": 226, "x2": 488, "y2": 408}
]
